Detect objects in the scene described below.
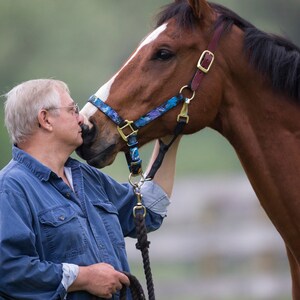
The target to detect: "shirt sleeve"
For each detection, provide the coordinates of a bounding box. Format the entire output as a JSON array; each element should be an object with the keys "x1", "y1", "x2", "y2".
[
  {"x1": 90, "y1": 167, "x2": 171, "y2": 237},
  {"x1": 61, "y1": 263, "x2": 79, "y2": 291},
  {"x1": 0, "y1": 190, "x2": 67, "y2": 300},
  {"x1": 140, "y1": 180, "x2": 170, "y2": 217}
]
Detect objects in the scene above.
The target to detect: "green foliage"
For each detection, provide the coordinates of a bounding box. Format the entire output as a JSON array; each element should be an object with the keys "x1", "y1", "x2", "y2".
[{"x1": 0, "y1": 0, "x2": 299, "y2": 176}]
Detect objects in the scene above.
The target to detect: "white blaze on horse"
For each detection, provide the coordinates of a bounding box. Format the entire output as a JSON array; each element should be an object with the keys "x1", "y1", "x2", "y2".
[{"x1": 76, "y1": 0, "x2": 300, "y2": 297}]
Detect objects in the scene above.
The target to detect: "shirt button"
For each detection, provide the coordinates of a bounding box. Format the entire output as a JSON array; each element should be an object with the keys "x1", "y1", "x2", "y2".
[
  {"x1": 59, "y1": 215, "x2": 65, "y2": 221},
  {"x1": 65, "y1": 193, "x2": 71, "y2": 198}
]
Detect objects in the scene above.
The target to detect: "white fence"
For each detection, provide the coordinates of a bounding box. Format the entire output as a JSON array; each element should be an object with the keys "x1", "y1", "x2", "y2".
[{"x1": 125, "y1": 174, "x2": 291, "y2": 300}]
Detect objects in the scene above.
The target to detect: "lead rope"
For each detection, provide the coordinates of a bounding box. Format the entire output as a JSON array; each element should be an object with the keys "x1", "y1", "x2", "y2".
[
  {"x1": 129, "y1": 175, "x2": 156, "y2": 300},
  {"x1": 120, "y1": 272, "x2": 146, "y2": 300},
  {"x1": 119, "y1": 124, "x2": 186, "y2": 300}
]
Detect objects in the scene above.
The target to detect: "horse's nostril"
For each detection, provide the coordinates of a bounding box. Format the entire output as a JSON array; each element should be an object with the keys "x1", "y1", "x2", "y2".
[{"x1": 80, "y1": 124, "x2": 97, "y2": 145}]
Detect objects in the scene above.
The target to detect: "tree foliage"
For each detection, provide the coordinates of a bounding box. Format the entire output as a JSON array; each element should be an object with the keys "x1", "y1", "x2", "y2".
[{"x1": 0, "y1": 0, "x2": 299, "y2": 176}]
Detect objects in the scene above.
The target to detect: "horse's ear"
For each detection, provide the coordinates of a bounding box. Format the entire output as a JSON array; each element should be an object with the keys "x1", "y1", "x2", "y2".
[{"x1": 187, "y1": 0, "x2": 213, "y2": 20}]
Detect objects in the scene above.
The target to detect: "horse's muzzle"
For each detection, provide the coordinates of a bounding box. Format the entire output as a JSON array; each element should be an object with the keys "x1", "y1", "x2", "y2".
[{"x1": 76, "y1": 124, "x2": 97, "y2": 159}]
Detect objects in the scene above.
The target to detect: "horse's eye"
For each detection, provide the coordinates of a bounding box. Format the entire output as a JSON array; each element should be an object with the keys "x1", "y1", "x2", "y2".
[{"x1": 152, "y1": 49, "x2": 174, "y2": 61}]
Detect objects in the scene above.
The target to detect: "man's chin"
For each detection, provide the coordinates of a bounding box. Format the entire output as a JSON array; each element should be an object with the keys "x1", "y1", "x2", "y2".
[{"x1": 77, "y1": 137, "x2": 83, "y2": 146}]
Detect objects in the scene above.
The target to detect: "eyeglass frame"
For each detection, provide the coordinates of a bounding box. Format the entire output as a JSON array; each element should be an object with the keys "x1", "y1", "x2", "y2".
[{"x1": 46, "y1": 103, "x2": 80, "y2": 115}]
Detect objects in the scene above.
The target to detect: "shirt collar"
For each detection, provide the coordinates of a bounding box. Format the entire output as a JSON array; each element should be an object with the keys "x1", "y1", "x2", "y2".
[{"x1": 12, "y1": 146, "x2": 80, "y2": 182}]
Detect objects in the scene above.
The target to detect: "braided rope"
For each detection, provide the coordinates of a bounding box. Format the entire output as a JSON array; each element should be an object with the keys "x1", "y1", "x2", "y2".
[
  {"x1": 119, "y1": 212, "x2": 155, "y2": 300},
  {"x1": 120, "y1": 272, "x2": 146, "y2": 300},
  {"x1": 134, "y1": 213, "x2": 155, "y2": 300}
]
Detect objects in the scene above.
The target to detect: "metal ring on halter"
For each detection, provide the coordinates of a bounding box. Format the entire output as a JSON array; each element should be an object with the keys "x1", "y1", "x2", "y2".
[
  {"x1": 179, "y1": 85, "x2": 195, "y2": 103},
  {"x1": 128, "y1": 172, "x2": 146, "y2": 188}
]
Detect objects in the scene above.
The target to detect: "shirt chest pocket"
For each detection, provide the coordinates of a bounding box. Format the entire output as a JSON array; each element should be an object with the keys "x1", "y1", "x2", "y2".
[
  {"x1": 91, "y1": 201, "x2": 125, "y2": 247},
  {"x1": 38, "y1": 204, "x2": 87, "y2": 261}
]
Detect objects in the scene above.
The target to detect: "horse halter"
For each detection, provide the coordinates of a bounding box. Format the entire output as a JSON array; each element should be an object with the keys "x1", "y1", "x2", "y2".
[{"x1": 88, "y1": 21, "x2": 225, "y2": 177}]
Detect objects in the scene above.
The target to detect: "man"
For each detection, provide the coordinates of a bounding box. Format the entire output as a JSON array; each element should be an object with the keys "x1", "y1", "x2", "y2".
[{"x1": 0, "y1": 79, "x2": 180, "y2": 299}]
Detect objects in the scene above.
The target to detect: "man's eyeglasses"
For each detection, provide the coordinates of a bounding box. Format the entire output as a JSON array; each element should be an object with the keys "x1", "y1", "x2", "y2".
[{"x1": 47, "y1": 103, "x2": 80, "y2": 115}]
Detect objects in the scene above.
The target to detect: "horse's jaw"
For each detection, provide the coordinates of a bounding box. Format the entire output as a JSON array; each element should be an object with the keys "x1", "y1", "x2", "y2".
[
  {"x1": 76, "y1": 139, "x2": 121, "y2": 169},
  {"x1": 86, "y1": 144, "x2": 118, "y2": 168}
]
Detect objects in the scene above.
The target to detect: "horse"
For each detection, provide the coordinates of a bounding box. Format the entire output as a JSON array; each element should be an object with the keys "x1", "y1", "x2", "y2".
[{"x1": 76, "y1": 0, "x2": 300, "y2": 297}]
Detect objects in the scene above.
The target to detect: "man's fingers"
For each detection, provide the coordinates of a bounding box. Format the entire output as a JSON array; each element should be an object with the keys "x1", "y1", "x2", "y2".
[
  {"x1": 103, "y1": 293, "x2": 112, "y2": 299},
  {"x1": 119, "y1": 272, "x2": 130, "y2": 286}
]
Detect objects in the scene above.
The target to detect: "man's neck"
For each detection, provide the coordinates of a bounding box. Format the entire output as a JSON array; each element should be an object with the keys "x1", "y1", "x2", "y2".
[{"x1": 18, "y1": 140, "x2": 72, "y2": 179}]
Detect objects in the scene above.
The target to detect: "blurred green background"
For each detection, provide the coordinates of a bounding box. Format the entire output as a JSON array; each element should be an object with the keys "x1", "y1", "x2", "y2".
[
  {"x1": 1, "y1": 0, "x2": 299, "y2": 180},
  {"x1": 0, "y1": 1, "x2": 299, "y2": 299}
]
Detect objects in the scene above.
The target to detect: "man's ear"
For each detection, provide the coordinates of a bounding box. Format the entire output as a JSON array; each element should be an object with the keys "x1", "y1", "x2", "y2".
[
  {"x1": 37, "y1": 110, "x2": 53, "y2": 131},
  {"x1": 187, "y1": 0, "x2": 213, "y2": 20}
]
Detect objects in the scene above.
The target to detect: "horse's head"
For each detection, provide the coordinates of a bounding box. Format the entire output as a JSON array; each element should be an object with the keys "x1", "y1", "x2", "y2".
[{"x1": 77, "y1": 0, "x2": 226, "y2": 168}]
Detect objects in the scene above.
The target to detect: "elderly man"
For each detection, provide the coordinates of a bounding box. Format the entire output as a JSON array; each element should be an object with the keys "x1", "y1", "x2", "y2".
[{"x1": 0, "y1": 79, "x2": 180, "y2": 300}]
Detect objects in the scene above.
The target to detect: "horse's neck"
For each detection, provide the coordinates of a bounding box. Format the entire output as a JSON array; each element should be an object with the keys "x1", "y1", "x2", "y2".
[
  {"x1": 215, "y1": 36, "x2": 300, "y2": 199},
  {"x1": 217, "y1": 86, "x2": 300, "y2": 250},
  {"x1": 217, "y1": 27, "x2": 300, "y2": 190},
  {"x1": 220, "y1": 87, "x2": 300, "y2": 191}
]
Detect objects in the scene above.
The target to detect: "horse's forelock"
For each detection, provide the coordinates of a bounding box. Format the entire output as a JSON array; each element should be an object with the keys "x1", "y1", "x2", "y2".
[{"x1": 155, "y1": 0, "x2": 198, "y2": 29}]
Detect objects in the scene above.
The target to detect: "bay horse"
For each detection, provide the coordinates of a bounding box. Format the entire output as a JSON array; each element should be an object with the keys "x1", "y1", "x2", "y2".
[{"x1": 76, "y1": 0, "x2": 300, "y2": 297}]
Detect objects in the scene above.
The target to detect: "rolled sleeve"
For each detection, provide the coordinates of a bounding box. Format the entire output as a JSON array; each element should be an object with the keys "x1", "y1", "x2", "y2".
[
  {"x1": 62, "y1": 263, "x2": 79, "y2": 291},
  {"x1": 141, "y1": 181, "x2": 170, "y2": 217}
]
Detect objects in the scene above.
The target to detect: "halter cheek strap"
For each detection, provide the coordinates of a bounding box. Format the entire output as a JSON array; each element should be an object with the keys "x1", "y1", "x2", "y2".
[{"x1": 190, "y1": 23, "x2": 225, "y2": 91}]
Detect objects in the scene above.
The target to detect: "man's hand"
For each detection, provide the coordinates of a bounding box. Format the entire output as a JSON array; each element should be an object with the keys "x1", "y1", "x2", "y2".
[{"x1": 68, "y1": 263, "x2": 130, "y2": 298}]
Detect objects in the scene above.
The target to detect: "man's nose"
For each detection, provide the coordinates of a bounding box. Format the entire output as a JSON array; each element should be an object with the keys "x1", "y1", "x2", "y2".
[{"x1": 77, "y1": 113, "x2": 84, "y2": 125}]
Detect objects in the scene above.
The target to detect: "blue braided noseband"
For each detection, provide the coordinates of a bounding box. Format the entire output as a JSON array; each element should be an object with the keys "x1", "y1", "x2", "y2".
[{"x1": 88, "y1": 93, "x2": 185, "y2": 174}]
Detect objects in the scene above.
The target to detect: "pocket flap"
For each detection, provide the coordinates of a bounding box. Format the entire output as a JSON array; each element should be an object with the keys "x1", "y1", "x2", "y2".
[
  {"x1": 39, "y1": 204, "x2": 76, "y2": 227},
  {"x1": 91, "y1": 200, "x2": 118, "y2": 215}
]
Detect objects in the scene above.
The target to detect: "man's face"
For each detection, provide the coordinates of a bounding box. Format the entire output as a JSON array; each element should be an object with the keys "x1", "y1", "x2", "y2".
[{"x1": 50, "y1": 88, "x2": 84, "y2": 150}]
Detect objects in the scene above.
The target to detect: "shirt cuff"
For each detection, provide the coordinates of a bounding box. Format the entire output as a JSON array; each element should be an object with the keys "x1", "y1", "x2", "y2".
[
  {"x1": 140, "y1": 181, "x2": 170, "y2": 217},
  {"x1": 62, "y1": 263, "x2": 79, "y2": 291}
]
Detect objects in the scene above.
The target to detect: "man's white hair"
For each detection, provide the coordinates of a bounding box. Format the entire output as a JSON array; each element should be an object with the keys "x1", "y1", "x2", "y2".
[{"x1": 4, "y1": 79, "x2": 69, "y2": 145}]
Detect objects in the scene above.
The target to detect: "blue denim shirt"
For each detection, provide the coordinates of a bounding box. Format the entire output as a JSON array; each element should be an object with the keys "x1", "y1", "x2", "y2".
[{"x1": 0, "y1": 146, "x2": 169, "y2": 300}]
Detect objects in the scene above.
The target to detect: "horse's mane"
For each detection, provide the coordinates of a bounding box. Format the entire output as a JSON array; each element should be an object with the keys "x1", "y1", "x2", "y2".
[{"x1": 155, "y1": 1, "x2": 300, "y2": 101}]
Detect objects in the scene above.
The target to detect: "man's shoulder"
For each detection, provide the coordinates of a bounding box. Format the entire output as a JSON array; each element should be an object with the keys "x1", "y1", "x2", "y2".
[
  {"x1": 0, "y1": 159, "x2": 35, "y2": 192},
  {"x1": 0, "y1": 160, "x2": 20, "y2": 182}
]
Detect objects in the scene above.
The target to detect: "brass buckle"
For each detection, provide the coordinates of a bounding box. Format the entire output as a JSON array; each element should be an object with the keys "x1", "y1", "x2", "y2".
[
  {"x1": 197, "y1": 50, "x2": 215, "y2": 74},
  {"x1": 130, "y1": 179, "x2": 147, "y2": 218},
  {"x1": 133, "y1": 204, "x2": 147, "y2": 218},
  {"x1": 117, "y1": 120, "x2": 138, "y2": 142},
  {"x1": 177, "y1": 102, "x2": 189, "y2": 124},
  {"x1": 177, "y1": 85, "x2": 195, "y2": 124}
]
